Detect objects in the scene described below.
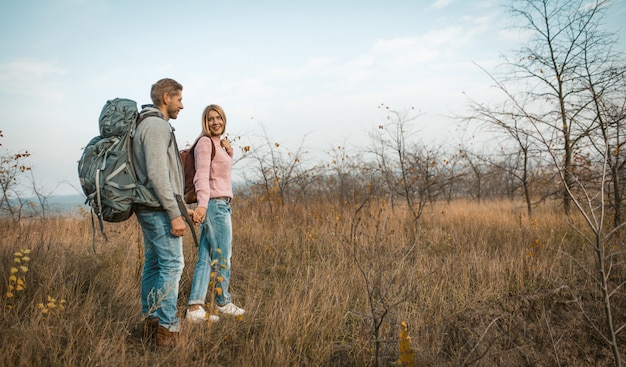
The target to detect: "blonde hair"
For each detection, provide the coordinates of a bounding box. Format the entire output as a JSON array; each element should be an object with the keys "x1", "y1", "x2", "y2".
[{"x1": 200, "y1": 104, "x2": 227, "y2": 137}]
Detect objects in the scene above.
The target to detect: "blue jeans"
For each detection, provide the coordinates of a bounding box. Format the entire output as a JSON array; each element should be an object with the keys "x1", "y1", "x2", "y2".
[
  {"x1": 189, "y1": 199, "x2": 233, "y2": 307},
  {"x1": 135, "y1": 209, "x2": 184, "y2": 332}
]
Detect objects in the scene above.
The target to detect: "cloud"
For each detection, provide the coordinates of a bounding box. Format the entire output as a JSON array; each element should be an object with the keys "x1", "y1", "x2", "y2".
[
  {"x1": 0, "y1": 59, "x2": 67, "y2": 102},
  {"x1": 0, "y1": 59, "x2": 65, "y2": 78},
  {"x1": 221, "y1": 77, "x2": 276, "y2": 100},
  {"x1": 366, "y1": 25, "x2": 475, "y2": 71},
  {"x1": 430, "y1": 0, "x2": 454, "y2": 10},
  {"x1": 215, "y1": 22, "x2": 487, "y2": 103},
  {"x1": 475, "y1": 0, "x2": 501, "y2": 9},
  {"x1": 268, "y1": 57, "x2": 334, "y2": 79}
]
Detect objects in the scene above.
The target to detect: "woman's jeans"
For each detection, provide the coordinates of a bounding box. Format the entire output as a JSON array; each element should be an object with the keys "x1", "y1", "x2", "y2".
[
  {"x1": 189, "y1": 198, "x2": 233, "y2": 307},
  {"x1": 135, "y1": 209, "x2": 184, "y2": 332}
]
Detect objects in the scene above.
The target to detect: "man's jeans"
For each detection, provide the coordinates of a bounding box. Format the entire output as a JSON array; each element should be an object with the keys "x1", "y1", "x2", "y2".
[
  {"x1": 189, "y1": 198, "x2": 233, "y2": 307},
  {"x1": 135, "y1": 209, "x2": 184, "y2": 332}
]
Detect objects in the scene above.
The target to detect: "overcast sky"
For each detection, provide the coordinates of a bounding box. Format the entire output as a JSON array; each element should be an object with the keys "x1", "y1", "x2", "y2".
[{"x1": 1, "y1": 0, "x2": 625, "y2": 196}]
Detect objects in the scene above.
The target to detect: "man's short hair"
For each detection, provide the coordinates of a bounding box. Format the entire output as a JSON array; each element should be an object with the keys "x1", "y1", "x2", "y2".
[{"x1": 151, "y1": 78, "x2": 183, "y2": 106}]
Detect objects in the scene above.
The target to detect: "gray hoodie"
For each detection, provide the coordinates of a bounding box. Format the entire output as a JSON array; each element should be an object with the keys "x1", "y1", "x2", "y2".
[{"x1": 132, "y1": 106, "x2": 184, "y2": 219}]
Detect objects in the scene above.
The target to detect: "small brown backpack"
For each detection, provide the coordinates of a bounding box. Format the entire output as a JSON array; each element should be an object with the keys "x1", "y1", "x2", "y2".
[{"x1": 180, "y1": 137, "x2": 215, "y2": 204}]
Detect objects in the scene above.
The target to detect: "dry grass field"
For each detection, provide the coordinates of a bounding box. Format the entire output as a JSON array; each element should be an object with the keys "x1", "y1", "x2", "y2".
[{"x1": 1, "y1": 197, "x2": 625, "y2": 366}]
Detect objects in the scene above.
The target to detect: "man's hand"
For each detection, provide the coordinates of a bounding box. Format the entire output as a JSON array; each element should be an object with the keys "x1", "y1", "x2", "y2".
[
  {"x1": 193, "y1": 206, "x2": 207, "y2": 224},
  {"x1": 170, "y1": 216, "x2": 186, "y2": 237}
]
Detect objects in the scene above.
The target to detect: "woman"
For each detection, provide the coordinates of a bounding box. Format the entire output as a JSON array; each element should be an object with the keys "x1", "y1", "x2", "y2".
[{"x1": 186, "y1": 104, "x2": 245, "y2": 323}]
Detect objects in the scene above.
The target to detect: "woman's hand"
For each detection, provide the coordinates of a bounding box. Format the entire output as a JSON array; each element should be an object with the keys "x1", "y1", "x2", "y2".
[
  {"x1": 221, "y1": 138, "x2": 232, "y2": 154},
  {"x1": 193, "y1": 206, "x2": 207, "y2": 224}
]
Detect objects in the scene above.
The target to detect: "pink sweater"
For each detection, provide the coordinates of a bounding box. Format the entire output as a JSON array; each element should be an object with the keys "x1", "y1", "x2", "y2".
[{"x1": 193, "y1": 136, "x2": 234, "y2": 208}]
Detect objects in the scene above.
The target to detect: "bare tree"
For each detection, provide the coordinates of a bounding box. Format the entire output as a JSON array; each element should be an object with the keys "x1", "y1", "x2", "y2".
[
  {"x1": 28, "y1": 170, "x2": 56, "y2": 219},
  {"x1": 342, "y1": 165, "x2": 428, "y2": 367},
  {"x1": 579, "y1": 39, "x2": 626, "y2": 227},
  {"x1": 531, "y1": 109, "x2": 625, "y2": 367},
  {"x1": 499, "y1": 0, "x2": 619, "y2": 215},
  {"x1": 324, "y1": 144, "x2": 373, "y2": 204},
  {"x1": 0, "y1": 131, "x2": 32, "y2": 222},
  {"x1": 458, "y1": 148, "x2": 488, "y2": 203},
  {"x1": 438, "y1": 150, "x2": 466, "y2": 203},
  {"x1": 241, "y1": 121, "x2": 313, "y2": 216},
  {"x1": 370, "y1": 105, "x2": 431, "y2": 233},
  {"x1": 472, "y1": 67, "x2": 626, "y2": 364},
  {"x1": 464, "y1": 2, "x2": 626, "y2": 361},
  {"x1": 466, "y1": 88, "x2": 540, "y2": 215}
]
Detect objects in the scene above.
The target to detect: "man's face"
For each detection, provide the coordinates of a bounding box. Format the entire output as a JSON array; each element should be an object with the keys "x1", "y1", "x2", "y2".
[
  {"x1": 165, "y1": 91, "x2": 184, "y2": 120},
  {"x1": 206, "y1": 110, "x2": 225, "y2": 136}
]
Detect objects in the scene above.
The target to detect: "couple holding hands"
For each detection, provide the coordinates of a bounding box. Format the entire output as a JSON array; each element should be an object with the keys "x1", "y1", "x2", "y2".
[{"x1": 132, "y1": 78, "x2": 244, "y2": 348}]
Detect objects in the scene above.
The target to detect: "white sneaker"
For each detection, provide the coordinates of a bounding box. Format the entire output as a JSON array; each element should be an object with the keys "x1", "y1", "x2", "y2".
[
  {"x1": 185, "y1": 306, "x2": 219, "y2": 323},
  {"x1": 216, "y1": 303, "x2": 245, "y2": 316}
]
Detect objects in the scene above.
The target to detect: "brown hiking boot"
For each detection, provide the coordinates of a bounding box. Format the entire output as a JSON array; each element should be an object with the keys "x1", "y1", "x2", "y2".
[
  {"x1": 143, "y1": 317, "x2": 158, "y2": 342},
  {"x1": 156, "y1": 325, "x2": 179, "y2": 348}
]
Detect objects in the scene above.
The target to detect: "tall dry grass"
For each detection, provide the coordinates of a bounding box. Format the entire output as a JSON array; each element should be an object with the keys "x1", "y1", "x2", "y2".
[{"x1": 0, "y1": 198, "x2": 623, "y2": 366}]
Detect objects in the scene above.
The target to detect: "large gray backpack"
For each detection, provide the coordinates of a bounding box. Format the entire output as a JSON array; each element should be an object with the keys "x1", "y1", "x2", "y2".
[{"x1": 78, "y1": 98, "x2": 161, "y2": 240}]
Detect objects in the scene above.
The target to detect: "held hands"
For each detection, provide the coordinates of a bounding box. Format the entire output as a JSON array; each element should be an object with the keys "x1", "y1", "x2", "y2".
[{"x1": 192, "y1": 206, "x2": 207, "y2": 224}]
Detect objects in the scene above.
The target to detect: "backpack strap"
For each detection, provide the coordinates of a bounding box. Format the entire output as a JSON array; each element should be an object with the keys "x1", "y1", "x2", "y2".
[
  {"x1": 169, "y1": 131, "x2": 200, "y2": 247},
  {"x1": 210, "y1": 138, "x2": 216, "y2": 161},
  {"x1": 189, "y1": 135, "x2": 217, "y2": 165},
  {"x1": 175, "y1": 195, "x2": 199, "y2": 247},
  {"x1": 127, "y1": 111, "x2": 162, "y2": 186},
  {"x1": 131, "y1": 110, "x2": 200, "y2": 247},
  {"x1": 92, "y1": 138, "x2": 126, "y2": 248}
]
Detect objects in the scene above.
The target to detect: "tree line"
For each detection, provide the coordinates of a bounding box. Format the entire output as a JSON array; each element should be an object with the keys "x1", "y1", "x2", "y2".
[{"x1": 235, "y1": 0, "x2": 625, "y2": 231}]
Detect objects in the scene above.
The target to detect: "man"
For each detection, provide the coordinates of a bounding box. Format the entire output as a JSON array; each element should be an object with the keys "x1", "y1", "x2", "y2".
[{"x1": 132, "y1": 78, "x2": 187, "y2": 348}]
